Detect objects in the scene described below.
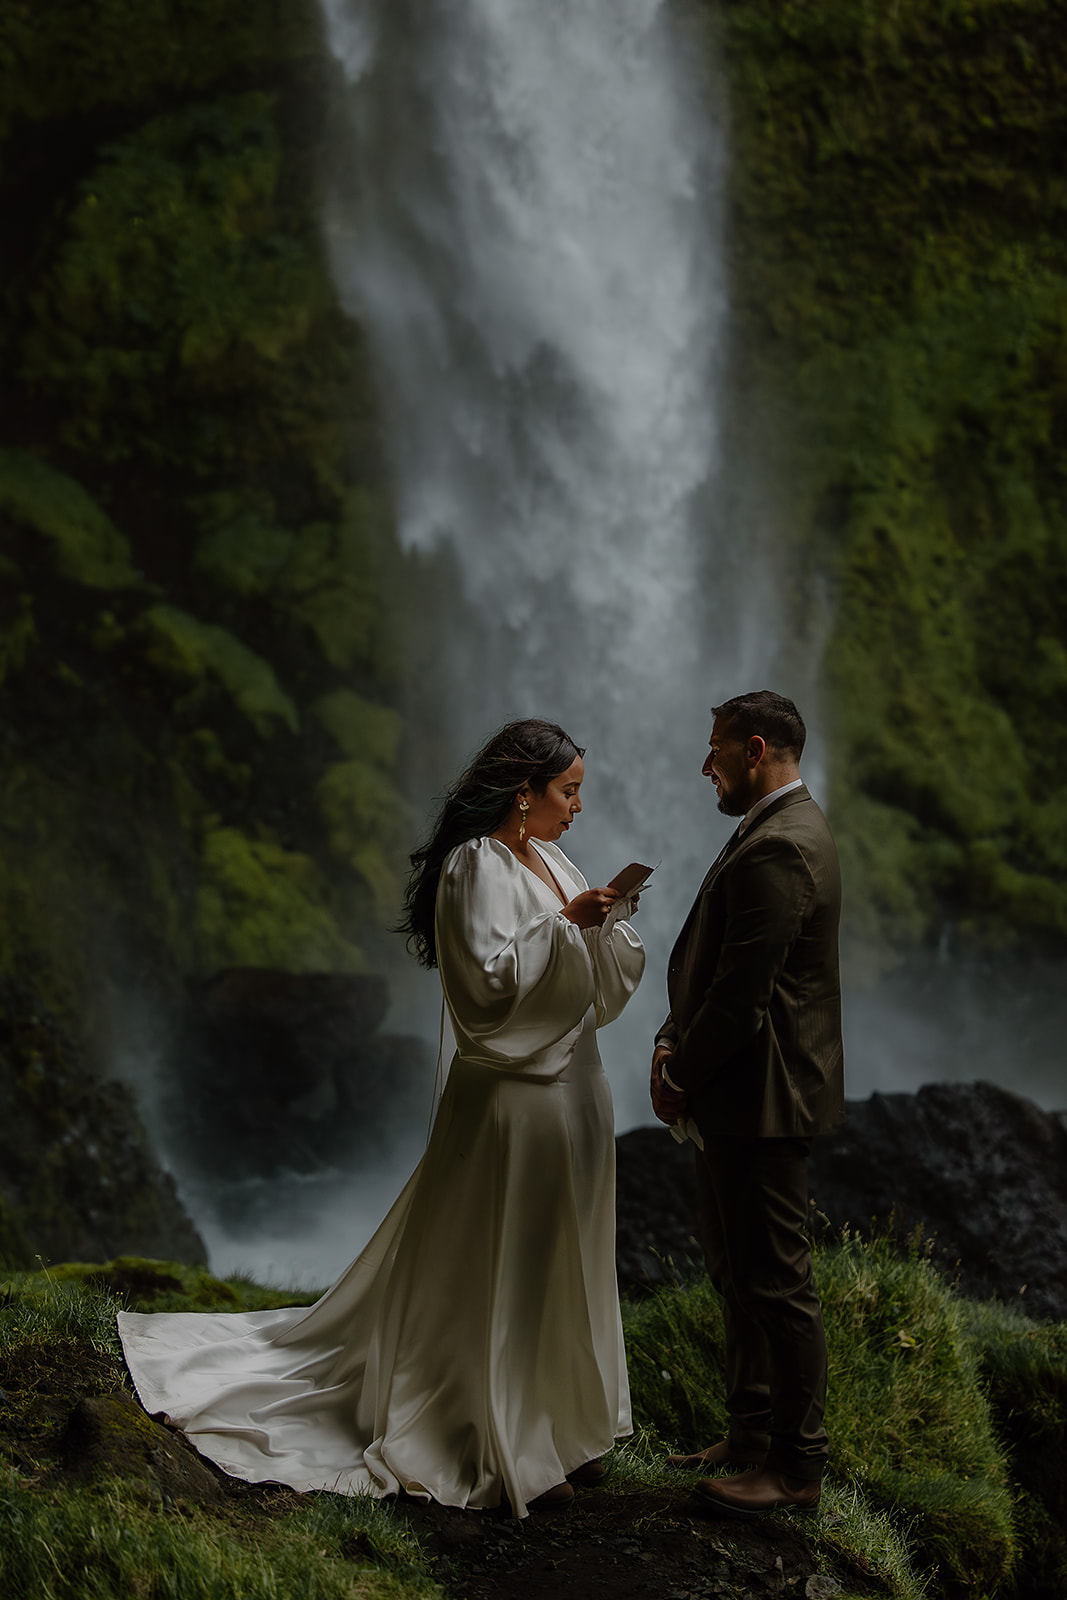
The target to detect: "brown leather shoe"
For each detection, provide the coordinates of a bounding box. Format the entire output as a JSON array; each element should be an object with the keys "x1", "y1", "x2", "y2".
[
  {"x1": 692, "y1": 1465, "x2": 822, "y2": 1519},
  {"x1": 566, "y1": 1458, "x2": 607, "y2": 1486},
  {"x1": 665, "y1": 1438, "x2": 767, "y2": 1472},
  {"x1": 527, "y1": 1481, "x2": 575, "y2": 1513}
]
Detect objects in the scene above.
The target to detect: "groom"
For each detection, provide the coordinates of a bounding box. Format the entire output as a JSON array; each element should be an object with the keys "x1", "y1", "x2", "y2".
[{"x1": 650, "y1": 690, "x2": 844, "y2": 1518}]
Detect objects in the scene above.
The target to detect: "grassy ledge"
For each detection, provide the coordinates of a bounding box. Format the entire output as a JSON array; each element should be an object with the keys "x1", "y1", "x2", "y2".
[{"x1": 1, "y1": 1236, "x2": 1065, "y2": 1599}]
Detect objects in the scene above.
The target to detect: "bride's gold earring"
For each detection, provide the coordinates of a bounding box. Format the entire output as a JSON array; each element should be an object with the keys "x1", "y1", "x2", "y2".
[{"x1": 518, "y1": 797, "x2": 530, "y2": 843}]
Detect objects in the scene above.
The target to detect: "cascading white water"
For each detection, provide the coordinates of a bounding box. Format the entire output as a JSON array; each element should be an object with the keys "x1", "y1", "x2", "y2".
[{"x1": 319, "y1": 0, "x2": 781, "y2": 1127}]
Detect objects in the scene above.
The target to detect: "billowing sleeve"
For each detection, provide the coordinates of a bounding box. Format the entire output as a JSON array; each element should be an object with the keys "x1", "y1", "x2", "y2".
[
  {"x1": 581, "y1": 918, "x2": 645, "y2": 1027},
  {"x1": 434, "y1": 841, "x2": 596, "y2": 1072}
]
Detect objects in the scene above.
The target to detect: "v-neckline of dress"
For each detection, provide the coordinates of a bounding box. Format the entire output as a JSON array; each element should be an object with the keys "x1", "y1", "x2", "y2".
[{"x1": 493, "y1": 836, "x2": 569, "y2": 908}]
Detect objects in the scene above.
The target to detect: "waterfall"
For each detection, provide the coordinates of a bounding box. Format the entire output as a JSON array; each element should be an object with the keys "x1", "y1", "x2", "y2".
[{"x1": 319, "y1": 0, "x2": 782, "y2": 1126}]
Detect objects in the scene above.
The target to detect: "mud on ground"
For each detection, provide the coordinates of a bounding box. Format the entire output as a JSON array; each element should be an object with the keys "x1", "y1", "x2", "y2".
[{"x1": 399, "y1": 1485, "x2": 855, "y2": 1600}]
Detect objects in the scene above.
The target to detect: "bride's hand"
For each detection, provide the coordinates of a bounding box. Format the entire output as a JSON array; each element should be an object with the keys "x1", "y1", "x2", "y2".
[{"x1": 561, "y1": 887, "x2": 619, "y2": 928}]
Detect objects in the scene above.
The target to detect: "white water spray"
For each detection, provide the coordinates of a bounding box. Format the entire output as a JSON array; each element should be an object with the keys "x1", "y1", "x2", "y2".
[{"x1": 319, "y1": 0, "x2": 780, "y2": 1127}]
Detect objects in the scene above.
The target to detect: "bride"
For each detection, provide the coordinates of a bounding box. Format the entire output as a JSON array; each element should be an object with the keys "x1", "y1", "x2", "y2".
[{"x1": 118, "y1": 718, "x2": 645, "y2": 1516}]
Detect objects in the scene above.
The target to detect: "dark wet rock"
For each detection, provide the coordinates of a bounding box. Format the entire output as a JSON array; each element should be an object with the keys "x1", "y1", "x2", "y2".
[
  {"x1": 171, "y1": 967, "x2": 431, "y2": 1179},
  {"x1": 807, "y1": 1082, "x2": 1067, "y2": 1323},
  {"x1": 615, "y1": 1083, "x2": 1067, "y2": 1321},
  {"x1": 62, "y1": 1392, "x2": 225, "y2": 1504},
  {"x1": 614, "y1": 1127, "x2": 701, "y2": 1293},
  {"x1": 0, "y1": 978, "x2": 206, "y2": 1269}
]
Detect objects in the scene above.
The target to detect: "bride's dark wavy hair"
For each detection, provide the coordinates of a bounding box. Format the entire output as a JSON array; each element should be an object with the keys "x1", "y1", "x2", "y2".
[{"x1": 399, "y1": 718, "x2": 585, "y2": 969}]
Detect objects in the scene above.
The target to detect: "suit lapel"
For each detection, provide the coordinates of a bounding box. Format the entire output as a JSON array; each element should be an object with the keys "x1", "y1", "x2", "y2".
[
  {"x1": 686, "y1": 785, "x2": 812, "y2": 918},
  {"x1": 697, "y1": 826, "x2": 742, "y2": 893},
  {"x1": 669, "y1": 827, "x2": 741, "y2": 962}
]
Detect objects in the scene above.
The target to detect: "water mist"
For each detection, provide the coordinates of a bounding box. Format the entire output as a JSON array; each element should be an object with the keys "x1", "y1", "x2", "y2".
[{"x1": 318, "y1": 0, "x2": 784, "y2": 1131}]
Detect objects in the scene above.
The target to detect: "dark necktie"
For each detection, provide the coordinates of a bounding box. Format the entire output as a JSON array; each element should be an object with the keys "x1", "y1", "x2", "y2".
[{"x1": 699, "y1": 827, "x2": 742, "y2": 891}]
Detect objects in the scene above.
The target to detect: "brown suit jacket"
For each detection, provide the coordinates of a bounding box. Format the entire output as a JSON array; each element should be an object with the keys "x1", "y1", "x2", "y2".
[{"x1": 659, "y1": 785, "x2": 844, "y2": 1138}]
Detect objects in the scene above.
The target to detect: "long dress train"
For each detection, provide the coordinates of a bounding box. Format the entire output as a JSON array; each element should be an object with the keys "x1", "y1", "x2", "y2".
[{"x1": 117, "y1": 836, "x2": 644, "y2": 1516}]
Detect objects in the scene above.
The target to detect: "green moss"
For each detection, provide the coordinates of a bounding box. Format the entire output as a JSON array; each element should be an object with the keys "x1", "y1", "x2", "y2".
[
  {"x1": 135, "y1": 604, "x2": 299, "y2": 737},
  {"x1": 869, "y1": 1472, "x2": 1015, "y2": 1598},
  {"x1": 0, "y1": 0, "x2": 317, "y2": 144},
  {"x1": 624, "y1": 1231, "x2": 1019, "y2": 1595},
  {"x1": 0, "y1": 727, "x2": 197, "y2": 1032},
  {"x1": 0, "y1": 449, "x2": 141, "y2": 588},
  {"x1": 312, "y1": 690, "x2": 402, "y2": 767},
  {"x1": 190, "y1": 489, "x2": 296, "y2": 596},
  {"x1": 316, "y1": 761, "x2": 408, "y2": 921},
  {"x1": 283, "y1": 492, "x2": 406, "y2": 680},
  {"x1": 0, "y1": 1466, "x2": 443, "y2": 1600},
  {"x1": 0, "y1": 0, "x2": 406, "y2": 1037},
  {"x1": 0, "y1": 595, "x2": 35, "y2": 689},
  {"x1": 87, "y1": 608, "x2": 126, "y2": 654},
  {"x1": 720, "y1": 0, "x2": 1067, "y2": 962},
  {"x1": 19, "y1": 94, "x2": 334, "y2": 468},
  {"x1": 195, "y1": 824, "x2": 363, "y2": 973},
  {"x1": 177, "y1": 728, "x2": 251, "y2": 791},
  {"x1": 960, "y1": 1300, "x2": 1067, "y2": 1596},
  {"x1": 0, "y1": 1193, "x2": 31, "y2": 1271},
  {"x1": 2, "y1": 1259, "x2": 323, "y2": 1321}
]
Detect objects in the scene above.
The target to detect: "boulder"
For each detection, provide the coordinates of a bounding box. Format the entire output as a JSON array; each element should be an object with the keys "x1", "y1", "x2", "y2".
[
  {"x1": 808, "y1": 1082, "x2": 1067, "y2": 1323},
  {"x1": 614, "y1": 1126, "x2": 701, "y2": 1293},
  {"x1": 615, "y1": 1083, "x2": 1067, "y2": 1322},
  {"x1": 171, "y1": 967, "x2": 430, "y2": 1179},
  {"x1": 0, "y1": 978, "x2": 206, "y2": 1269},
  {"x1": 62, "y1": 1393, "x2": 225, "y2": 1504}
]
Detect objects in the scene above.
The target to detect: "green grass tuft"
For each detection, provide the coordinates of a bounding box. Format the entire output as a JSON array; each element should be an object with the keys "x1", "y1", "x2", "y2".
[
  {"x1": 3, "y1": 1235, "x2": 1064, "y2": 1599},
  {"x1": 0, "y1": 1270, "x2": 123, "y2": 1362},
  {"x1": 0, "y1": 1467, "x2": 443, "y2": 1600},
  {"x1": 622, "y1": 1229, "x2": 1030, "y2": 1597}
]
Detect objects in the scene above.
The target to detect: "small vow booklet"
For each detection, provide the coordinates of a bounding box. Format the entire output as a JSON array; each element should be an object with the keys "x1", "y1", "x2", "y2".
[
  {"x1": 603, "y1": 861, "x2": 658, "y2": 930},
  {"x1": 608, "y1": 861, "x2": 657, "y2": 897}
]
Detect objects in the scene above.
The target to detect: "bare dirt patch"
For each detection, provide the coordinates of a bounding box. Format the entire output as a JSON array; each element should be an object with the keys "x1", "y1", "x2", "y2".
[{"x1": 398, "y1": 1483, "x2": 849, "y2": 1600}]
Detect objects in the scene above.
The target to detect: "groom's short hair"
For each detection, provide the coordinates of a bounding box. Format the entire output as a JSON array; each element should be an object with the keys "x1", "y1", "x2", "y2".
[{"x1": 712, "y1": 691, "x2": 806, "y2": 760}]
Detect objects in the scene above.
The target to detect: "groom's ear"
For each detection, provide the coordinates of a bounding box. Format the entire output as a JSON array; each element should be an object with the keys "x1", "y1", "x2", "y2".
[{"x1": 746, "y1": 736, "x2": 766, "y2": 766}]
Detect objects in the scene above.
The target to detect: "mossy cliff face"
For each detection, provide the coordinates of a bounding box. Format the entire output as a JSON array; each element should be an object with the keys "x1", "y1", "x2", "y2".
[
  {"x1": 3, "y1": 0, "x2": 1064, "y2": 1101},
  {"x1": 0, "y1": 0, "x2": 410, "y2": 1057},
  {"x1": 715, "y1": 0, "x2": 1067, "y2": 973},
  {"x1": 0, "y1": 979, "x2": 205, "y2": 1269}
]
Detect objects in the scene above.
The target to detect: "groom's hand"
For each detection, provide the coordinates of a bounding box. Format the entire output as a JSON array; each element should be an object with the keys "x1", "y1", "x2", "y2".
[{"x1": 650, "y1": 1045, "x2": 688, "y2": 1126}]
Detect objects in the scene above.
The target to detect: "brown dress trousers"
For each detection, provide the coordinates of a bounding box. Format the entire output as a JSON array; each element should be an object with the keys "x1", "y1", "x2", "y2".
[{"x1": 658, "y1": 786, "x2": 844, "y2": 1480}]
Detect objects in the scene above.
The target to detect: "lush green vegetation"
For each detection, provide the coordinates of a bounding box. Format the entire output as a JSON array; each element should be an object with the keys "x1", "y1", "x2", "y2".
[
  {"x1": 4, "y1": 0, "x2": 1064, "y2": 1049},
  {"x1": 2, "y1": 17, "x2": 1066, "y2": 1582},
  {"x1": 713, "y1": 0, "x2": 1067, "y2": 972},
  {"x1": 0, "y1": 1266, "x2": 442, "y2": 1600},
  {"x1": 626, "y1": 1229, "x2": 1066, "y2": 1597},
  {"x1": 2, "y1": 1236, "x2": 1063, "y2": 1599},
  {"x1": 0, "y1": 0, "x2": 408, "y2": 1059}
]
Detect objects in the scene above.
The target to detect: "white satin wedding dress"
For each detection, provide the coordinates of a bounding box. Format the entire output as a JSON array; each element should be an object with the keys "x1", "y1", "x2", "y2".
[{"x1": 118, "y1": 836, "x2": 645, "y2": 1516}]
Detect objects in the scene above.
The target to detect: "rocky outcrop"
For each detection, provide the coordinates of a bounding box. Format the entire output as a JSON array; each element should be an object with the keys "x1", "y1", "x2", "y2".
[
  {"x1": 62, "y1": 1393, "x2": 226, "y2": 1505},
  {"x1": 169, "y1": 967, "x2": 431, "y2": 1180},
  {"x1": 614, "y1": 1127, "x2": 701, "y2": 1295},
  {"x1": 807, "y1": 1082, "x2": 1067, "y2": 1324},
  {"x1": 0, "y1": 979, "x2": 205, "y2": 1269},
  {"x1": 615, "y1": 1083, "x2": 1067, "y2": 1322}
]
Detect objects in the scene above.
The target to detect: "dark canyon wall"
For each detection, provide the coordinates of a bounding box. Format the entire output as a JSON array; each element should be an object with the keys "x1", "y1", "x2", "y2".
[
  {"x1": 0, "y1": 2, "x2": 408, "y2": 1031},
  {"x1": 710, "y1": 0, "x2": 1067, "y2": 975}
]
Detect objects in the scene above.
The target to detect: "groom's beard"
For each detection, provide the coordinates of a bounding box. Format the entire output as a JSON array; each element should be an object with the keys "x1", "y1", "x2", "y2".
[{"x1": 716, "y1": 789, "x2": 747, "y2": 818}]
